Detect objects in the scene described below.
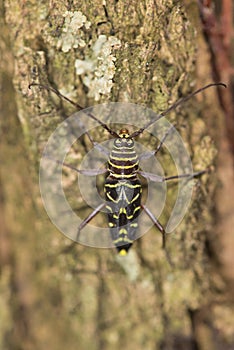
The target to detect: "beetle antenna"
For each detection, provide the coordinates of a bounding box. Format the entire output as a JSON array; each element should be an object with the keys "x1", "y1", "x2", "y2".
[
  {"x1": 29, "y1": 83, "x2": 119, "y2": 138},
  {"x1": 130, "y1": 82, "x2": 227, "y2": 138}
]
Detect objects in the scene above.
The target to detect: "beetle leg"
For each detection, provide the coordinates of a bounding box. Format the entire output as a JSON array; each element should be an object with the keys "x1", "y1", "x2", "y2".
[
  {"x1": 45, "y1": 156, "x2": 107, "y2": 176},
  {"x1": 76, "y1": 203, "x2": 106, "y2": 241},
  {"x1": 139, "y1": 124, "x2": 175, "y2": 161},
  {"x1": 139, "y1": 169, "x2": 208, "y2": 182},
  {"x1": 141, "y1": 204, "x2": 166, "y2": 248}
]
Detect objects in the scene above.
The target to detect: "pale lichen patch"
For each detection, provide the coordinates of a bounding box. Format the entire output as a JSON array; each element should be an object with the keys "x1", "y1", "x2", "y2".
[
  {"x1": 75, "y1": 35, "x2": 121, "y2": 101},
  {"x1": 57, "y1": 10, "x2": 91, "y2": 53}
]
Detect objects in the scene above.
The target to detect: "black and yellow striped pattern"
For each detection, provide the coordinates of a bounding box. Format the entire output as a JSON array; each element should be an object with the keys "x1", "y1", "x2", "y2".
[{"x1": 104, "y1": 129, "x2": 142, "y2": 255}]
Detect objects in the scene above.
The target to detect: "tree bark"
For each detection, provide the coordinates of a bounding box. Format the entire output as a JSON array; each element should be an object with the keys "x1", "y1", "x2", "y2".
[{"x1": 0, "y1": 1, "x2": 232, "y2": 349}]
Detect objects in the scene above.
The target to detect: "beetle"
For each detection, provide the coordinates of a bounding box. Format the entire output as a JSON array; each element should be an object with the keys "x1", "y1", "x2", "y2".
[{"x1": 31, "y1": 82, "x2": 226, "y2": 255}]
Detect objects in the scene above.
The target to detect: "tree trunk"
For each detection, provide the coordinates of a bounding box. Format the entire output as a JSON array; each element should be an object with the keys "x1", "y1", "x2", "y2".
[{"x1": 0, "y1": 1, "x2": 232, "y2": 349}]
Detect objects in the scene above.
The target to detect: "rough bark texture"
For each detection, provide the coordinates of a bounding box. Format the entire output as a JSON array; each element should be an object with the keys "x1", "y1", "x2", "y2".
[{"x1": 0, "y1": 1, "x2": 233, "y2": 350}]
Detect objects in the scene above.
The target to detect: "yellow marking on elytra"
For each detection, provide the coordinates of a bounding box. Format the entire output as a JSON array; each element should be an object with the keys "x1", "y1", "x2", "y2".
[
  {"x1": 120, "y1": 207, "x2": 127, "y2": 214},
  {"x1": 134, "y1": 206, "x2": 141, "y2": 213},
  {"x1": 104, "y1": 183, "x2": 119, "y2": 188},
  {"x1": 105, "y1": 183, "x2": 141, "y2": 189},
  {"x1": 114, "y1": 237, "x2": 132, "y2": 244},
  {"x1": 126, "y1": 206, "x2": 141, "y2": 219},
  {"x1": 106, "y1": 189, "x2": 132, "y2": 205},
  {"x1": 105, "y1": 183, "x2": 120, "y2": 188},
  {"x1": 126, "y1": 183, "x2": 141, "y2": 188},
  {"x1": 119, "y1": 249, "x2": 127, "y2": 256},
  {"x1": 106, "y1": 192, "x2": 118, "y2": 203},
  {"x1": 108, "y1": 222, "x2": 115, "y2": 227},
  {"x1": 130, "y1": 192, "x2": 140, "y2": 203},
  {"x1": 106, "y1": 205, "x2": 112, "y2": 212},
  {"x1": 130, "y1": 223, "x2": 138, "y2": 227},
  {"x1": 119, "y1": 228, "x2": 127, "y2": 234},
  {"x1": 126, "y1": 214, "x2": 133, "y2": 219}
]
